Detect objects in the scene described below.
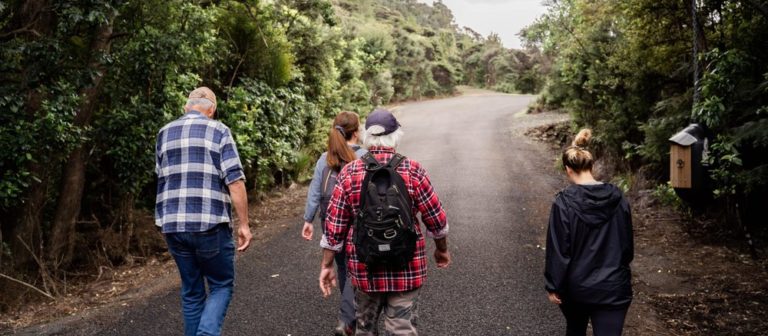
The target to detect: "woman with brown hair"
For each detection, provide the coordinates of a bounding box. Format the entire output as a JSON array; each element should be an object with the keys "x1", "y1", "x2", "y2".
[
  {"x1": 545, "y1": 129, "x2": 634, "y2": 336},
  {"x1": 301, "y1": 111, "x2": 366, "y2": 336}
]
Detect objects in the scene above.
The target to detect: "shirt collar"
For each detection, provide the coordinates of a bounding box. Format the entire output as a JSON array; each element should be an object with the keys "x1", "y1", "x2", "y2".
[
  {"x1": 182, "y1": 110, "x2": 207, "y2": 119},
  {"x1": 367, "y1": 146, "x2": 396, "y2": 154}
]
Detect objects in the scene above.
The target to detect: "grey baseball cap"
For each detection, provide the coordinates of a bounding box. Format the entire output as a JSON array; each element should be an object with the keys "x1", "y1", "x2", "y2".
[{"x1": 365, "y1": 109, "x2": 401, "y2": 136}]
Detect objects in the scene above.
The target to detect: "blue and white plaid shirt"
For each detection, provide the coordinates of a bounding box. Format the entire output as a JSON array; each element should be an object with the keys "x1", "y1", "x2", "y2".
[{"x1": 155, "y1": 110, "x2": 245, "y2": 233}]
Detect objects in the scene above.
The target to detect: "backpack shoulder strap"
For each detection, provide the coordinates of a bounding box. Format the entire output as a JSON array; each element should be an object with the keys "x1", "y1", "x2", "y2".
[
  {"x1": 386, "y1": 154, "x2": 406, "y2": 170},
  {"x1": 357, "y1": 153, "x2": 379, "y2": 215},
  {"x1": 385, "y1": 154, "x2": 413, "y2": 210},
  {"x1": 320, "y1": 165, "x2": 337, "y2": 195}
]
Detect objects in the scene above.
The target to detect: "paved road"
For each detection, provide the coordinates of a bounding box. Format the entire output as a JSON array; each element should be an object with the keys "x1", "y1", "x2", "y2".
[{"x1": 25, "y1": 93, "x2": 570, "y2": 335}]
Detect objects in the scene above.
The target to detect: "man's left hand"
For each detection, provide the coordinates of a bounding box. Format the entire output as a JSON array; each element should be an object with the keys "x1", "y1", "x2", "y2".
[{"x1": 319, "y1": 265, "x2": 337, "y2": 298}]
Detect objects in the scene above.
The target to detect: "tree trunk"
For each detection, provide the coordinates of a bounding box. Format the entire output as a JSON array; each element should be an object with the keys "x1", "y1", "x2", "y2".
[
  {"x1": 118, "y1": 194, "x2": 136, "y2": 266},
  {"x1": 48, "y1": 19, "x2": 114, "y2": 269},
  {"x1": 7, "y1": 0, "x2": 54, "y2": 273},
  {"x1": 13, "y1": 88, "x2": 46, "y2": 271},
  {"x1": 13, "y1": 163, "x2": 48, "y2": 270}
]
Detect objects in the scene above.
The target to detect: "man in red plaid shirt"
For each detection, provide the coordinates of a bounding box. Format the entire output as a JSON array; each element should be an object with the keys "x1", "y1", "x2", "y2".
[{"x1": 319, "y1": 109, "x2": 450, "y2": 335}]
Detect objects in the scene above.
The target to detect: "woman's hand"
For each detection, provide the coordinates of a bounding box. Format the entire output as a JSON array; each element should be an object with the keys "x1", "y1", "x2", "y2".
[
  {"x1": 547, "y1": 292, "x2": 562, "y2": 305},
  {"x1": 302, "y1": 221, "x2": 314, "y2": 240}
]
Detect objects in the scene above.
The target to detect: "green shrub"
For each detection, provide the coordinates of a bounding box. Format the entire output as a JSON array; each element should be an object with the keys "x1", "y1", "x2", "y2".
[{"x1": 652, "y1": 182, "x2": 684, "y2": 209}]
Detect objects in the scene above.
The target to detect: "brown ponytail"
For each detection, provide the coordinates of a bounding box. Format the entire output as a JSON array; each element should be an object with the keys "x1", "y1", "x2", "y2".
[
  {"x1": 327, "y1": 111, "x2": 360, "y2": 170},
  {"x1": 562, "y1": 128, "x2": 594, "y2": 173}
]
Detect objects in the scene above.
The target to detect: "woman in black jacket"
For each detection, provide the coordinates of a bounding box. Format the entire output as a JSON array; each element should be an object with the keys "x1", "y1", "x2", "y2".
[{"x1": 545, "y1": 129, "x2": 634, "y2": 336}]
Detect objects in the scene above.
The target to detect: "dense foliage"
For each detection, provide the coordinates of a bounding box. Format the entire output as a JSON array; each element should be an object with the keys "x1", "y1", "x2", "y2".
[
  {"x1": 524, "y1": 0, "x2": 767, "y2": 226},
  {"x1": 0, "y1": 0, "x2": 534, "y2": 306},
  {"x1": 459, "y1": 30, "x2": 548, "y2": 94}
]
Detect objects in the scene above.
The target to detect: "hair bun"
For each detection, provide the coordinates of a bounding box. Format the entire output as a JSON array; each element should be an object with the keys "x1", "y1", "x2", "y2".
[{"x1": 572, "y1": 128, "x2": 593, "y2": 147}]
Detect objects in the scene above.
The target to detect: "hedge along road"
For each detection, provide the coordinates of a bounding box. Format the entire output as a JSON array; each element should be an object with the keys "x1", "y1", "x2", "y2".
[{"x1": 23, "y1": 92, "x2": 571, "y2": 335}]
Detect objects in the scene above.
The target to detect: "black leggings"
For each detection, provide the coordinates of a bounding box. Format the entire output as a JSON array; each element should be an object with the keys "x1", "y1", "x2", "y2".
[{"x1": 559, "y1": 303, "x2": 629, "y2": 336}]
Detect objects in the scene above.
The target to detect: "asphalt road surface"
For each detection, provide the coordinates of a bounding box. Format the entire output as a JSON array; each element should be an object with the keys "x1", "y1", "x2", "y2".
[{"x1": 24, "y1": 92, "x2": 571, "y2": 335}]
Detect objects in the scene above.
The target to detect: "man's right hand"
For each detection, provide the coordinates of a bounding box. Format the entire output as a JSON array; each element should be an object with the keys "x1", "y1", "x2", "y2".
[
  {"x1": 434, "y1": 248, "x2": 451, "y2": 268},
  {"x1": 302, "y1": 221, "x2": 314, "y2": 240},
  {"x1": 433, "y1": 237, "x2": 451, "y2": 268},
  {"x1": 237, "y1": 224, "x2": 253, "y2": 252}
]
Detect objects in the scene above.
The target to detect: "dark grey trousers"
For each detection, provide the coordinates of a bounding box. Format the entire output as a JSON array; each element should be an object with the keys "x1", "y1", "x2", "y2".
[{"x1": 559, "y1": 302, "x2": 630, "y2": 336}]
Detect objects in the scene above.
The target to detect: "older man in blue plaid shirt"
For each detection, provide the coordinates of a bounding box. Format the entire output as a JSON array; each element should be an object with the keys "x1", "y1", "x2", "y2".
[{"x1": 156, "y1": 87, "x2": 252, "y2": 336}]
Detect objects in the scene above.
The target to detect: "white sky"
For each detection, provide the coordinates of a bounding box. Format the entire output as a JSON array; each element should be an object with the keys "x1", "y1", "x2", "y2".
[{"x1": 418, "y1": 0, "x2": 547, "y2": 49}]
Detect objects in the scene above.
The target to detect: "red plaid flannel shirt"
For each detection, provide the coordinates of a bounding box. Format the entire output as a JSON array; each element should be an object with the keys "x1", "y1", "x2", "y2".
[{"x1": 321, "y1": 146, "x2": 448, "y2": 293}]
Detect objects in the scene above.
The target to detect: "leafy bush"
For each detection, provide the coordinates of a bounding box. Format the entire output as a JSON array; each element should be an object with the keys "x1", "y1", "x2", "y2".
[
  {"x1": 652, "y1": 182, "x2": 684, "y2": 209},
  {"x1": 219, "y1": 79, "x2": 317, "y2": 189}
]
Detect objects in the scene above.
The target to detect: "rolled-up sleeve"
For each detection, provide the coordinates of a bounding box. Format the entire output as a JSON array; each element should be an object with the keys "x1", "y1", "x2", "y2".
[
  {"x1": 320, "y1": 168, "x2": 352, "y2": 252},
  {"x1": 414, "y1": 167, "x2": 448, "y2": 239},
  {"x1": 219, "y1": 127, "x2": 245, "y2": 185}
]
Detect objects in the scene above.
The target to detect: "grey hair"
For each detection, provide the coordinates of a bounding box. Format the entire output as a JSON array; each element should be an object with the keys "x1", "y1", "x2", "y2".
[
  {"x1": 185, "y1": 98, "x2": 214, "y2": 110},
  {"x1": 363, "y1": 127, "x2": 404, "y2": 149}
]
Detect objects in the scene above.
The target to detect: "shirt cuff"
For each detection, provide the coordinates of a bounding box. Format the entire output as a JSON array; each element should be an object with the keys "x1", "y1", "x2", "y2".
[
  {"x1": 426, "y1": 223, "x2": 449, "y2": 239},
  {"x1": 225, "y1": 169, "x2": 246, "y2": 185},
  {"x1": 320, "y1": 234, "x2": 344, "y2": 252}
]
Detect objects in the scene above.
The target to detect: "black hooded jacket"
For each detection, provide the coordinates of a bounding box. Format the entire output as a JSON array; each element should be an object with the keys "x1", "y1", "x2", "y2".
[{"x1": 545, "y1": 183, "x2": 633, "y2": 306}]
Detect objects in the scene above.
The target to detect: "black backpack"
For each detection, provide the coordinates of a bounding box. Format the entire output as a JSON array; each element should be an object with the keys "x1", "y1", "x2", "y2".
[{"x1": 353, "y1": 153, "x2": 417, "y2": 269}]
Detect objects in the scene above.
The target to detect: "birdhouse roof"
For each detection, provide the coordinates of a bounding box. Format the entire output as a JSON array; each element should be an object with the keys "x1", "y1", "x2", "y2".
[{"x1": 669, "y1": 131, "x2": 697, "y2": 146}]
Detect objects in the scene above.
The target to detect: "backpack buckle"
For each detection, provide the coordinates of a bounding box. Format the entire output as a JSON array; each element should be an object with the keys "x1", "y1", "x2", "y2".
[{"x1": 383, "y1": 229, "x2": 397, "y2": 239}]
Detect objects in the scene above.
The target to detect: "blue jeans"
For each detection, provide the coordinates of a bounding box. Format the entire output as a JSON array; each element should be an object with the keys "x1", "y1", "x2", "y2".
[
  {"x1": 165, "y1": 223, "x2": 235, "y2": 336},
  {"x1": 335, "y1": 249, "x2": 355, "y2": 326}
]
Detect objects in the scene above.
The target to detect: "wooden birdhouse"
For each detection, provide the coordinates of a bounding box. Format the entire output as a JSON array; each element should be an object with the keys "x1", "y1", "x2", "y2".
[
  {"x1": 669, "y1": 123, "x2": 711, "y2": 203},
  {"x1": 669, "y1": 132, "x2": 695, "y2": 188}
]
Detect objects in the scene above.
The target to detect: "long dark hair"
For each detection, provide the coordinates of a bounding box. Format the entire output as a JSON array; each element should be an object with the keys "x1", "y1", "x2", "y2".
[{"x1": 327, "y1": 111, "x2": 360, "y2": 170}]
